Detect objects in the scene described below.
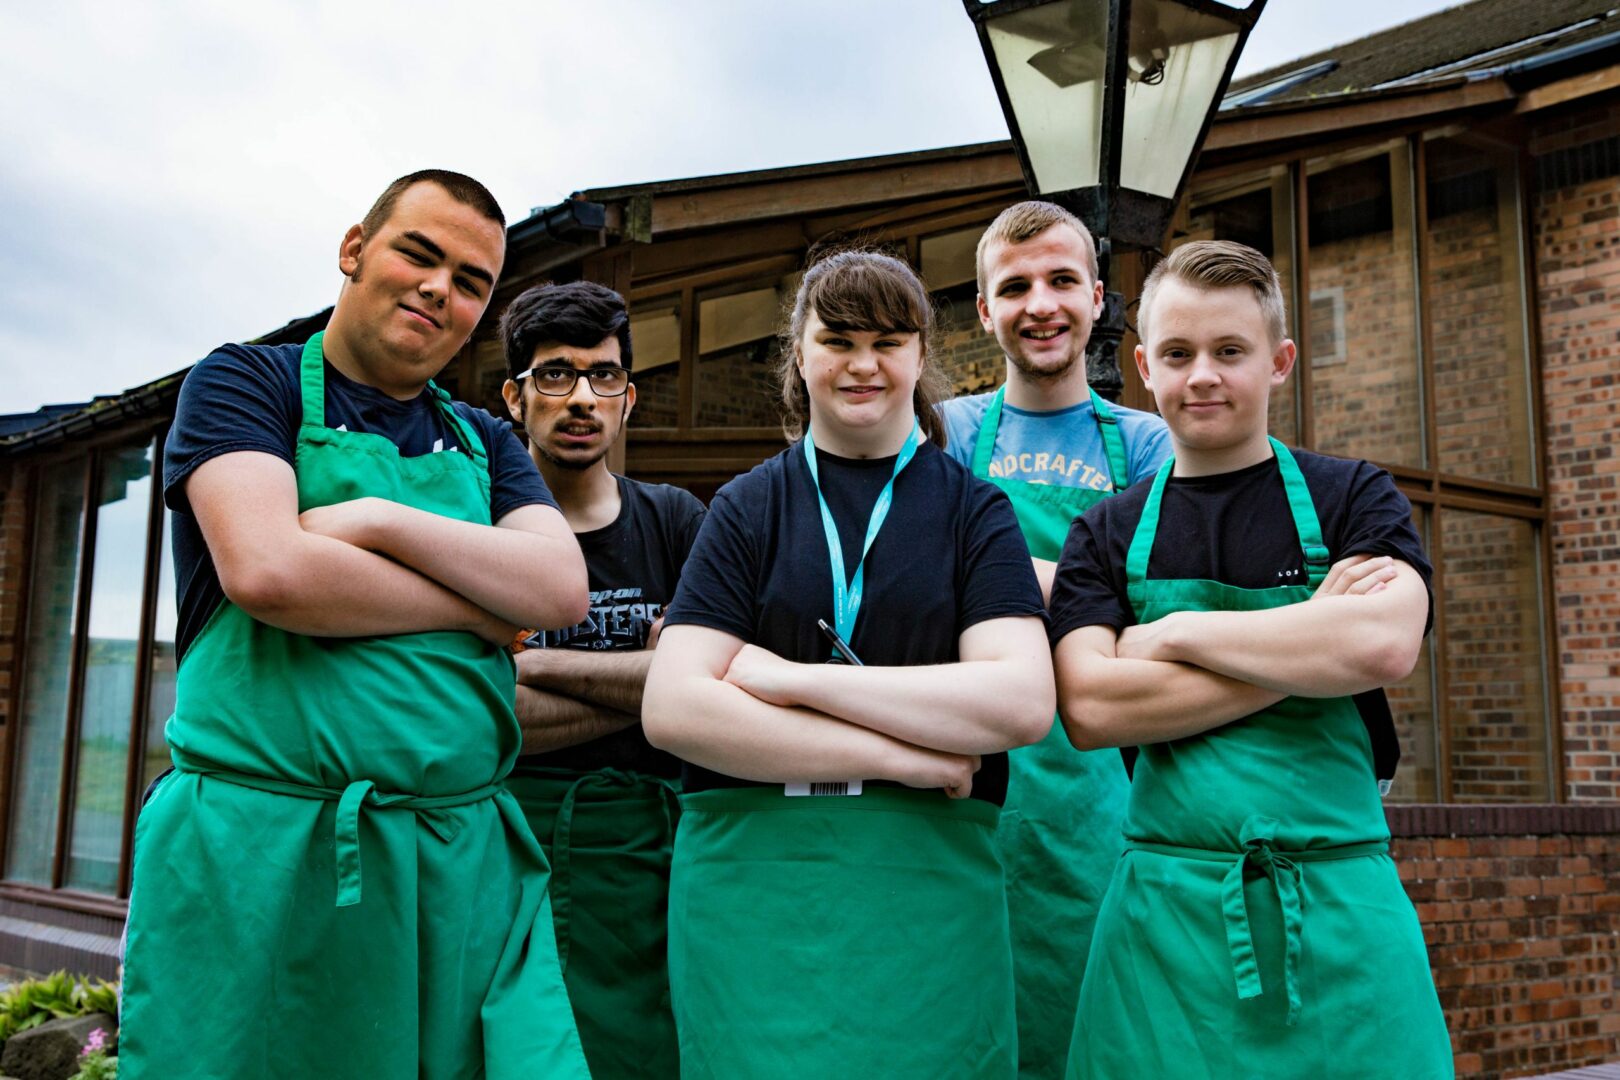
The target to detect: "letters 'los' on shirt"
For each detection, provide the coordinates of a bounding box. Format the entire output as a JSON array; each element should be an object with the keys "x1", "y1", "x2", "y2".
[
  {"x1": 516, "y1": 475, "x2": 706, "y2": 778},
  {"x1": 664, "y1": 439, "x2": 1047, "y2": 806}
]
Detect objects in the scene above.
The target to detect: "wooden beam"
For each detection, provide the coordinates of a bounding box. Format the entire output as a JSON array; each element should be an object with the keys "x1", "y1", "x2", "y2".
[
  {"x1": 1515, "y1": 64, "x2": 1620, "y2": 114},
  {"x1": 646, "y1": 153, "x2": 1023, "y2": 235},
  {"x1": 1205, "y1": 80, "x2": 1514, "y2": 154}
]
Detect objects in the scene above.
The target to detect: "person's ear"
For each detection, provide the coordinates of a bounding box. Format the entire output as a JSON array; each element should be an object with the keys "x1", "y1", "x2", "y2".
[
  {"x1": 500, "y1": 378, "x2": 525, "y2": 425},
  {"x1": 1271, "y1": 338, "x2": 1298, "y2": 385},
  {"x1": 976, "y1": 292, "x2": 994, "y2": 334},
  {"x1": 338, "y1": 224, "x2": 365, "y2": 279}
]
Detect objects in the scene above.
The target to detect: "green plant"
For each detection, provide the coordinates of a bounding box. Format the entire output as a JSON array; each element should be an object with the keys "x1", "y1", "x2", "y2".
[
  {"x1": 0, "y1": 971, "x2": 120, "y2": 1045},
  {"x1": 69, "y1": 1024, "x2": 117, "y2": 1080}
]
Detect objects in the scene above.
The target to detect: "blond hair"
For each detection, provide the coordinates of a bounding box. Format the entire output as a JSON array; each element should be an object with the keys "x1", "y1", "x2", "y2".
[
  {"x1": 1137, "y1": 240, "x2": 1287, "y2": 346},
  {"x1": 975, "y1": 201, "x2": 1100, "y2": 295}
]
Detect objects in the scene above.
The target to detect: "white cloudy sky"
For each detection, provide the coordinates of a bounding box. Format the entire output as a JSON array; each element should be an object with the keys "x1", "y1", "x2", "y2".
[{"x1": 0, "y1": 0, "x2": 1469, "y2": 415}]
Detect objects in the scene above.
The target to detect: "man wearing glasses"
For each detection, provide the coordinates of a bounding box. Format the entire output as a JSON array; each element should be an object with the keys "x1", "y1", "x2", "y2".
[{"x1": 498, "y1": 280, "x2": 705, "y2": 1079}]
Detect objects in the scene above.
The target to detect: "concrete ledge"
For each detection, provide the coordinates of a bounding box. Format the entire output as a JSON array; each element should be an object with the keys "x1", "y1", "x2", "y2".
[
  {"x1": 1388, "y1": 804, "x2": 1620, "y2": 837},
  {"x1": 0, "y1": 914, "x2": 119, "y2": 980}
]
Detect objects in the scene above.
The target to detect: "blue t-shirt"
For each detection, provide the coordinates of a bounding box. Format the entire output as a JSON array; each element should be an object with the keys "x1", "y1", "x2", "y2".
[
  {"x1": 940, "y1": 391, "x2": 1172, "y2": 491},
  {"x1": 162, "y1": 340, "x2": 557, "y2": 662}
]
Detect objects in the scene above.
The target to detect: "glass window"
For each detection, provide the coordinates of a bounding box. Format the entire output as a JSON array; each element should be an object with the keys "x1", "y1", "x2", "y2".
[
  {"x1": 1425, "y1": 137, "x2": 1535, "y2": 486},
  {"x1": 695, "y1": 286, "x2": 784, "y2": 429},
  {"x1": 1176, "y1": 166, "x2": 1300, "y2": 443},
  {"x1": 64, "y1": 443, "x2": 154, "y2": 893},
  {"x1": 920, "y1": 227, "x2": 982, "y2": 292},
  {"x1": 5, "y1": 459, "x2": 88, "y2": 884},
  {"x1": 1441, "y1": 510, "x2": 1550, "y2": 802},
  {"x1": 629, "y1": 297, "x2": 681, "y2": 429},
  {"x1": 144, "y1": 507, "x2": 178, "y2": 796},
  {"x1": 1384, "y1": 505, "x2": 1439, "y2": 803},
  {"x1": 1305, "y1": 141, "x2": 1425, "y2": 467}
]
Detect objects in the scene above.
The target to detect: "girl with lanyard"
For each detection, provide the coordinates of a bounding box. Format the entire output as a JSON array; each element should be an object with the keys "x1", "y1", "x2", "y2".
[{"x1": 644, "y1": 249, "x2": 1053, "y2": 1077}]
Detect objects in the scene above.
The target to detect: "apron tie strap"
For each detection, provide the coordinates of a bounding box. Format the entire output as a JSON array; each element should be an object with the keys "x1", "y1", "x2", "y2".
[
  {"x1": 548, "y1": 769, "x2": 681, "y2": 974},
  {"x1": 171, "y1": 755, "x2": 503, "y2": 909},
  {"x1": 1127, "y1": 822, "x2": 1389, "y2": 1027}
]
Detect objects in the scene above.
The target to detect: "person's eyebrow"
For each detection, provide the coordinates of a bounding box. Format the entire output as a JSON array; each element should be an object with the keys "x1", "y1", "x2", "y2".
[{"x1": 402, "y1": 230, "x2": 495, "y2": 287}]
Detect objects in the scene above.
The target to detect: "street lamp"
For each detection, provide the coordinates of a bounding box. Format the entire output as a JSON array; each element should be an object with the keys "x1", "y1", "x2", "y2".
[{"x1": 962, "y1": 0, "x2": 1267, "y2": 399}]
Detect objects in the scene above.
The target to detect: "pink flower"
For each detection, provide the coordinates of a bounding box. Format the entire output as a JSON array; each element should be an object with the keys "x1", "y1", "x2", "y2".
[{"x1": 82, "y1": 1027, "x2": 107, "y2": 1056}]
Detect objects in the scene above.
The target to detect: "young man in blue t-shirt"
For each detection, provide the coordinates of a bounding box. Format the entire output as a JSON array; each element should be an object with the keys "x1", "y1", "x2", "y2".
[{"x1": 939, "y1": 201, "x2": 1170, "y2": 1080}]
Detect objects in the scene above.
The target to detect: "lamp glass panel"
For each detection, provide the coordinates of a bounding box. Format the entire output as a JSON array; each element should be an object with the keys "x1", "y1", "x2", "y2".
[
  {"x1": 984, "y1": 0, "x2": 1108, "y2": 193},
  {"x1": 1119, "y1": 1, "x2": 1238, "y2": 198}
]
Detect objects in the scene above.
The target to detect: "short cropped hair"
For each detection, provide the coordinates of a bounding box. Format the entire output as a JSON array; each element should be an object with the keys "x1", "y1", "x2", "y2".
[
  {"x1": 360, "y1": 169, "x2": 505, "y2": 239},
  {"x1": 975, "y1": 200, "x2": 1100, "y2": 295},
  {"x1": 1137, "y1": 240, "x2": 1288, "y2": 347},
  {"x1": 499, "y1": 280, "x2": 633, "y2": 380}
]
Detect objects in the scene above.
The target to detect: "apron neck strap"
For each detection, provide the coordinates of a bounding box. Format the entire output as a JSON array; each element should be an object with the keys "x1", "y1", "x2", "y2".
[
  {"x1": 298, "y1": 333, "x2": 488, "y2": 471},
  {"x1": 1126, "y1": 438, "x2": 1331, "y2": 598},
  {"x1": 971, "y1": 384, "x2": 1129, "y2": 491}
]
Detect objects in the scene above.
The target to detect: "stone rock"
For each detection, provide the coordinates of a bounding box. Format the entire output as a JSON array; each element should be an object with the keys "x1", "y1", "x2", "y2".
[{"x1": 0, "y1": 1013, "x2": 117, "y2": 1080}]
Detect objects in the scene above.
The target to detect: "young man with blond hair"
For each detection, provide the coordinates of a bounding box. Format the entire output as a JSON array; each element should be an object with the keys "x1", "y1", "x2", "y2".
[
  {"x1": 940, "y1": 200, "x2": 1170, "y2": 1079},
  {"x1": 1048, "y1": 240, "x2": 1450, "y2": 1076}
]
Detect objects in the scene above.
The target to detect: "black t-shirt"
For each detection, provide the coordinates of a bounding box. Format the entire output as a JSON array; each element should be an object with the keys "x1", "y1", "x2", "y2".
[
  {"x1": 665, "y1": 439, "x2": 1047, "y2": 806},
  {"x1": 516, "y1": 475, "x2": 706, "y2": 778},
  {"x1": 162, "y1": 341, "x2": 556, "y2": 662},
  {"x1": 1049, "y1": 448, "x2": 1432, "y2": 639}
]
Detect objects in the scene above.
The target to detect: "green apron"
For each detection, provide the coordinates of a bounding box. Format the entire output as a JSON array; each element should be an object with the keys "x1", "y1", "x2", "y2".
[
  {"x1": 669, "y1": 786, "x2": 1016, "y2": 1078},
  {"x1": 120, "y1": 334, "x2": 589, "y2": 1080},
  {"x1": 970, "y1": 385, "x2": 1133, "y2": 1079},
  {"x1": 506, "y1": 765, "x2": 682, "y2": 1078},
  {"x1": 1066, "y1": 440, "x2": 1452, "y2": 1079}
]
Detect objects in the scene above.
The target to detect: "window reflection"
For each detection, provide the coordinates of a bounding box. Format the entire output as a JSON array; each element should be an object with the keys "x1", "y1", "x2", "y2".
[
  {"x1": 5, "y1": 460, "x2": 87, "y2": 885},
  {"x1": 696, "y1": 285, "x2": 784, "y2": 429},
  {"x1": 1306, "y1": 142, "x2": 1425, "y2": 467},
  {"x1": 629, "y1": 297, "x2": 681, "y2": 429}
]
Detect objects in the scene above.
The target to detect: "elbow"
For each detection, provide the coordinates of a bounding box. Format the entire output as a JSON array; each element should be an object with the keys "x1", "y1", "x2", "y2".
[
  {"x1": 1058, "y1": 699, "x2": 1116, "y2": 751},
  {"x1": 219, "y1": 561, "x2": 302, "y2": 622},
  {"x1": 640, "y1": 667, "x2": 693, "y2": 756},
  {"x1": 1006, "y1": 682, "x2": 1056, "y2": 748},
  {"x1": 526, "y1": 564, "x2": 591, "y2": 631},
  {"x1": 1360, "y1": 634, "x2": 1422, "y2": 689}
]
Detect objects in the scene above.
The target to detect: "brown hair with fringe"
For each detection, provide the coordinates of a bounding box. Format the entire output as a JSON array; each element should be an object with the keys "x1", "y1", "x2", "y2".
[
  {"x1": 1137, "y1": 240, "x2": 1288, "y2": 347},
  {"x1": 777, "y1": 248, "x2": 950, "y2": 449}
]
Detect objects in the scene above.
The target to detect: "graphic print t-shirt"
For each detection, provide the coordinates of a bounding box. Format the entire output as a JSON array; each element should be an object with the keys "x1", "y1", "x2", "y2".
[
  {"x1": 941, "y1": 390, "x2": 1171, "y2": 490},
  {"x1": 516, "y1": 475, "x2": 706, "y2": 777}
]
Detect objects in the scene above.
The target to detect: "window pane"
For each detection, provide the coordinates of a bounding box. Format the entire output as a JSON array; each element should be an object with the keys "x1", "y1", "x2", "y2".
[
  {"x1": 1306, "y1": 142, "x2": 1424, "y2": 466},
  {"x1": 1442, "y1": 510, "x2": 1550, "y2": 801},
  {"x1": 695, "y1": 286, "x2": 784, "y2": 428},
  {"x1": 5, "y1": 459, "x2": 87, "y2": 884},
  {"x1": 1384, "y1": 504, "x2": 1438, "y2": 803},
  {"x1": 629, "y1": 297, "x2": 680, "y2": 429},
  {"x1": 1177, "y1": 166, "x2": 1299, "y2": 443},
  {"x1": 65, "y1": 443, "x2": 154, "y2": 893},
  {"x1": 920, "y1": 227, "x2": 981, "y2": 292},
  {"x1": 1426, "y1": 137, "x2": 1535, "y2": 486},
  {"x1": 144, "y1": 507, "x2": 177, "y2": 795}
]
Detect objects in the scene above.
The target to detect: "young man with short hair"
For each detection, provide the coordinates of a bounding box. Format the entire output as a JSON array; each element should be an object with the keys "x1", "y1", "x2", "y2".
[
  {"x1": 1049, "y1": 240, "x2": 1450, "y2": 1076},
  {"x1": 121, "y1": 171, "x2": 592, "y2": 1078},
  {"x1": 499, "y1": 280, "x2": 705, "y2": 1079},
  {"x1": 940, "y1": 200, "x2": 1171, "y2": 1079}
]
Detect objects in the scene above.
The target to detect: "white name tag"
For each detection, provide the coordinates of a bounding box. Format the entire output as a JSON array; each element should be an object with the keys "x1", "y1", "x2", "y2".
[{"x1": 784, "y1": 780, "x2": 863, "y2": 797}]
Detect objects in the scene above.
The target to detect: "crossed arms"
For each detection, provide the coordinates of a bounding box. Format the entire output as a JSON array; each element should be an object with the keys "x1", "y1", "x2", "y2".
[
  {"x1": 188, "y1": 450, "x2": 588, "y2": 644},
  {"x1": 1056, "y1": 555, "x2": 1428, "y2": 750},
  {"x1": 642, "y1": 617, "x2": 1053, "y2": 799}
]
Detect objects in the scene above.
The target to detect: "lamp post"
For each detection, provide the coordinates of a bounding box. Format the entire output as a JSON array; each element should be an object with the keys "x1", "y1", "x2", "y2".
[{"x1": 962, "y1": 0, "x2": 1267, "y2": 400}]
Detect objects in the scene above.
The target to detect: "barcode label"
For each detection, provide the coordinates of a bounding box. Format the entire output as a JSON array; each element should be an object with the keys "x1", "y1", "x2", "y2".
[{"x1": 784, "y1": 780, "x2": 863, "y2": 797}]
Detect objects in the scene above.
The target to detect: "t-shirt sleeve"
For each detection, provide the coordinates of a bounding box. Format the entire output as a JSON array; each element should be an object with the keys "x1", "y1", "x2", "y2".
[
  {"x1": 1048, "y1": 505, "x2": 1132, "y2": 643},
  {"x1": 456, "y1": 404, "x2": 557, "y2": 521},
  {"x1": 662, "y1": 486, "x2": 759, "y2": 641},
  {"x1": 1333, "y1": 462, "x2": 1434, "y2": 632},
  {"x1": 956, "y1": 483, "x2": 1047, "y2": 634},
  {"x1": 938, "y1": 395, "x2": 986, "y2": 470},
  {"x1": 162, "y1": 345, "x2": 300, "y2": 515},
  {"x1": 669, "y1": 488, "x2": 708, "y2": 567}
]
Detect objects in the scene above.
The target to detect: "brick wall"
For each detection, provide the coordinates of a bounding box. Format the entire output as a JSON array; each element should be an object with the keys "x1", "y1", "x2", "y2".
[
  {"x1": 1532, "y1": 101, "x2": 1620, "y2": 804},
  {"x1": 1393, "y1": 806, "x2": 1620, "y2": 1078},
  {"x1": 935, "y1": 293, "x2": 1007, "y2": 396}
]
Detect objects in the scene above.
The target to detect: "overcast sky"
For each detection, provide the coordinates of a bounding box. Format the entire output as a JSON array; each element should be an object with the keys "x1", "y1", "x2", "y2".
[{"x1": 0, "y1": 0, "x2": 1470, "y2": 415}]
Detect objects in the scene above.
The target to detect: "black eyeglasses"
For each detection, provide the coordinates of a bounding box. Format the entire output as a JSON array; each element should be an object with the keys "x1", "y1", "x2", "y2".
[{"x1": 515, "y1": 365, "x2": 631, "y2": 397}]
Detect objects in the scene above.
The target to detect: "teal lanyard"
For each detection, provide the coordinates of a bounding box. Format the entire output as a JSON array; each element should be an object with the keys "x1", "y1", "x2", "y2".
[{"x1": 801, "y1": 420, "x2": 923, "y2": 643}]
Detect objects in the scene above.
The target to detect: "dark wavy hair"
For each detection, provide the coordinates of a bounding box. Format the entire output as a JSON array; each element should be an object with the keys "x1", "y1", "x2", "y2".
[
  {"x1": 498, "y1": 280, "x2": 633, "y2": 379},
  {"x1": 778, "y1": 248, "x2": 949, "y2": 449}
]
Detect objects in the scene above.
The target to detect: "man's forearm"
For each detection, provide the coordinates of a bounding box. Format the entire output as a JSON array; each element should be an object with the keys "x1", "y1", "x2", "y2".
[
  {"x1": 516, "y1": 648, "x2": 657, "y2": 715},
  {"x1": 515, "y1": 686, "x2": 637, "y2": 755},
  {"x1": 1141, "y1": 571, "x2": 1427, "y2": 697},
  {"x1": 1057, "y1": 652, "x2": 1286, "y2": 749}
]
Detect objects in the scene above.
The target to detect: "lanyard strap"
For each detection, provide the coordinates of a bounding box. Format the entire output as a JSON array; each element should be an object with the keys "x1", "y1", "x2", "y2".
[{"x1": 802, "y1": 420, "x2": 922, "y2": 643}]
